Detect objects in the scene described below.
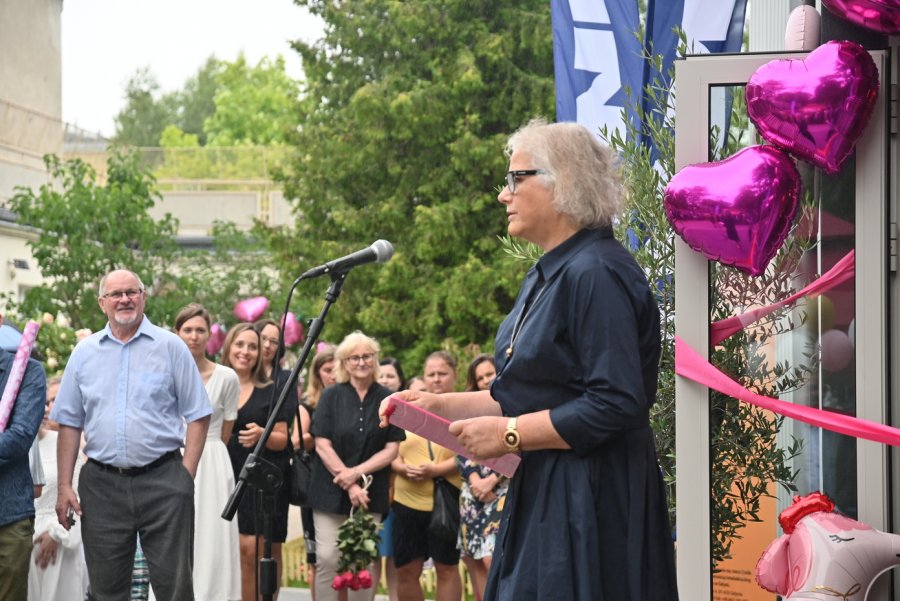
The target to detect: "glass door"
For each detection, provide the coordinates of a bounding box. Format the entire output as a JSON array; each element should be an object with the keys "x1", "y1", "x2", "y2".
[{"x1": 674, "y1": 49, "x2": 891, "y2": 601}]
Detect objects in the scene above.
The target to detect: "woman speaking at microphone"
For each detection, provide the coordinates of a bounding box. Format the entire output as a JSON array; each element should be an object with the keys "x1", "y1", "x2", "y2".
[{"x1": 381, "y1": 120, "x2": 678, "y2": 601}]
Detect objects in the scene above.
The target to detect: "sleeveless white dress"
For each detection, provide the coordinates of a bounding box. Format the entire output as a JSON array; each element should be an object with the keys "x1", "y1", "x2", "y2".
[{"x1": 193, "y1": 364, "x2": 241, "y2": 601}]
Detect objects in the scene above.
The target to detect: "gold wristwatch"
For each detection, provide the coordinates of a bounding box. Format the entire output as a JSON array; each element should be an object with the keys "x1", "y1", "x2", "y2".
[{"x1": 502, "y1": 417, "x2": 521, "y2": 452}]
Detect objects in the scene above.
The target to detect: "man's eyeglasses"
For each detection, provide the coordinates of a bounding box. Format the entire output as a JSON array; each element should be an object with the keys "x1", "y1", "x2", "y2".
[
  {"x1": 102, "y1": 289, "x2": 143, "y2": 301},
  {"x1": 506, "y1": 169, "x2": 542, "y2": 194},
  {"x1": 346, "y1": 353, "x2": 375, "y2": 365}
]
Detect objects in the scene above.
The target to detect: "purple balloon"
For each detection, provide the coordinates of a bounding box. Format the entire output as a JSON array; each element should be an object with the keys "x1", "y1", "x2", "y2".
[
  {"x1": 206, "y1": 323, "x2": 226, "y2": 356},
  {"x1": 822, "y1": 0, "x2": 900, "y2": 34},
  {"x1": 663, "y1": 145, "x2": 801, "y2": 277},
  {"x1": 746, "y1": 40, "x2": 879, "y2": 175},
  {"x1": 281, "y1": 312, "x2": 305, "y2": 346},
  {"x1": 233, "y1": 296, "x2": 270, "y2": 322}
]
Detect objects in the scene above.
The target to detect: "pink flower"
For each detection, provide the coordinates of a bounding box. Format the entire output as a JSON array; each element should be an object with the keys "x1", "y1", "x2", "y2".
[
  {"x1": 348, "y1": 573, "x2": 361, "y2": 590},
  {"x1": 340, "y1": 572, "x2": 355, "y2": 587},
  {"x1": 357, "y1": 569, "x2": 373, "y2": 589},
  {"x1": 331, "y1": 575, "x2": 345, "y2": 590}
]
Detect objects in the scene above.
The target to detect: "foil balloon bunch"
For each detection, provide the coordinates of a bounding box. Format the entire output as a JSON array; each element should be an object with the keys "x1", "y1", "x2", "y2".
[{"x1": 664, "y1": 40, "x2": 879, "y2": 277}]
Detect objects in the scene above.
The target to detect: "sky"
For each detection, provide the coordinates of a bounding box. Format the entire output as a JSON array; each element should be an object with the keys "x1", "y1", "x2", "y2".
[{"x1": 61, "y1": 0, "x2": 325, "y2": 137}]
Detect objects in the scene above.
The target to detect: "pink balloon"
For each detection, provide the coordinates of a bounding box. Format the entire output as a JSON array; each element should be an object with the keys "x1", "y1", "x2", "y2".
[
  {"x1": 756, "y1": 492, "x2": 900, "y2": 600},
  {"x1": 233, "y1": 296, "x2": 269, "y2": 322},
  {"x1": 746, "y1": 40, "x2": 880, "y2": 175},
  {"x1": 784, "y1": 5, "x2": 820, "y2": 51},
  {"x1": 206, "y1": 323, "x2": 226, "y2": 356},
  {"x1": 281, "y1": 312, "x2": 304, "y2": 346},
  {"x1": 663, "y1": 145, "x2": 800, "y2": 277},
  {"x1": 819, "y1": 328, "x2": 854, "y2": 372},
  {"x1": 822, "y1": 0, "x2": 900, "y2": 34}
]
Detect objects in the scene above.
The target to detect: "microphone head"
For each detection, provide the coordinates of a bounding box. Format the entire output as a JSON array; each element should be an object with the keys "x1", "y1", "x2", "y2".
[{"x1": 370, "y1": 239, "x2": 394, "y2": 264}]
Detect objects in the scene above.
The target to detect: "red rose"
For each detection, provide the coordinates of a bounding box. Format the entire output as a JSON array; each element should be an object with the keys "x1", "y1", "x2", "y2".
[
  {"x1": 341, "y1": 572, "x2": 355, "y2": 587},
  {"x1": 349, "y1": 574, "x2": 361, "y2": 590},
  {"x1": 331, "y1": 575, "x2": 345, "y2": 590},
  {"x1": 357, "y1": 569, "x2": 373, "y2": 589}
]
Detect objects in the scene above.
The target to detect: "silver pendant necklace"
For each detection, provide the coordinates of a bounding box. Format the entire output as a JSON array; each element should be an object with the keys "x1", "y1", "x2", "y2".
[{"x1": 505, "y1": 280, "x2": 549, "y2": 358}]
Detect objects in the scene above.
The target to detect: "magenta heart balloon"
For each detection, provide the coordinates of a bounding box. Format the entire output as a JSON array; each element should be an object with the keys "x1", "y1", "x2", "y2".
[
  {"x1": 663, "y1": 145, "x2": 801, "y2": 277},
  {"x1": 281, "y1": 312, "x2": 304, "y2": 346},
  {"x1": 233, "y1": 296, "x2": 269, "y2": 322},
  {"x1": 206, "y1": 323, "x2": 226, "y2": 356},
  {"x1": 746, "y1": 40, "x2": 879, "y2": 175},
  {"x1": 822, "y1": 0, "x2": 900, "y2": 34}
]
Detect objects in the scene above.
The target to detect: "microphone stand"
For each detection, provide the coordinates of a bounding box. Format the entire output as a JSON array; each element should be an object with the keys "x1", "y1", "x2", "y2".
[{"x1": 223, "y1": 271, "x2": 348, "y2": 601}]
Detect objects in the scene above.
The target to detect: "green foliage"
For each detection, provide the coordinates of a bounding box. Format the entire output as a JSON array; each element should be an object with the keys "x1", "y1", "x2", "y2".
[
  {"x1": 113, "y1": 68, "x2": 179, "y2": 147},
  {"x1": 335, "y1": 507, "x2": 380, "y2": 574},
  {"x1": 271, "y1": 0, "x2": 554, "y2": 368},
  {"x1": 203, "y1": 55, "x2": 300, "y2": 146},
  {"x1": 6, "y1": 151, "x2": 179, "y2": 331}
]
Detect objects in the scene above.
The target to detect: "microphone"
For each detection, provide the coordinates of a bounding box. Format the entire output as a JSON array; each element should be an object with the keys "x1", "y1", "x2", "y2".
[{"x1": 300, "y1": 240, "x2": 394, "y2": 279}]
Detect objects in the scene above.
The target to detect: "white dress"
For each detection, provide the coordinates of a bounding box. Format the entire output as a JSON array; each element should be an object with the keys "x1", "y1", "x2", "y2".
[
  {"x1": 193, "y1": 364, "x2": 241, "y2": 601},
  {"x1": 28, "y1": 430, "x2": 87, "y2": 601}
]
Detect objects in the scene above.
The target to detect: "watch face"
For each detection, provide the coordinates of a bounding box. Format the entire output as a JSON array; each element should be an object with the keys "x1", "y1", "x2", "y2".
[{"x1": 504, "y1": 430, "x2": 520, "y2": 448}]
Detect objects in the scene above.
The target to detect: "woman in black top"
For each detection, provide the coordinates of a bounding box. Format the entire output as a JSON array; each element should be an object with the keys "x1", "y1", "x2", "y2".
[
  {"x1": 307, "y1": 331, "x2": 405, "y2": 601},
  {"x1": 223, "y1": 322, "x2": 296, "y2": 601}
]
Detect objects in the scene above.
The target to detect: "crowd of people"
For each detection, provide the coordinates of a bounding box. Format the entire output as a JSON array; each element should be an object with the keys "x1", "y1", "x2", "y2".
[{"x1": 1, "y1": 119, "x2": 676, "y2": 601}]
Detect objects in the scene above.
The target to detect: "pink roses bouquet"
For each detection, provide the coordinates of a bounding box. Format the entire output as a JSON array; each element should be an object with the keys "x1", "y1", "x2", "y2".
[{"x1": 331, "y1": 507, "x2": 380, "y2": 591}]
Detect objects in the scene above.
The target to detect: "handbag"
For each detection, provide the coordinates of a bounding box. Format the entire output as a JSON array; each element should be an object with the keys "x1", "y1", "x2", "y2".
[
  {"x1": 427, "y1": 442, "x2": 460, "y2": 541},
  {"x1": 288, "y1": 406, "x2": 312, "y2": 506},
  {"x1": 289, "y1": 448, "x2": 312, "y2": 506}
]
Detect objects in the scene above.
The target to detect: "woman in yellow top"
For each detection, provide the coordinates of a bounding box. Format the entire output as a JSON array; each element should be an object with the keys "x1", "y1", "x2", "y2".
[{"x1": 391, "y1": 351, "x2": 462, "y2": 601}]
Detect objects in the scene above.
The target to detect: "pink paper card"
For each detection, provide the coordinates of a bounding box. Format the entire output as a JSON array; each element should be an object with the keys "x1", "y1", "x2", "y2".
[{"x1": 384, "y1": 396, "x2": 521, "y2": 478}]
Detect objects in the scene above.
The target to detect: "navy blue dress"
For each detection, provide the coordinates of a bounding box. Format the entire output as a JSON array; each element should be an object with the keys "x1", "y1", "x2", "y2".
[{"x1": 484, "y1": 228, "x2": 678, "y2": 601}]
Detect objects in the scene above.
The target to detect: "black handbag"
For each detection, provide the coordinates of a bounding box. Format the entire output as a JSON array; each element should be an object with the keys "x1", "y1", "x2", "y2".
[
  {"x1": 427, "y1": 442, "x2": 460, "y2": 541},
  {"x1": 288, "y1": 449, "x2": 311, "y2": 506},
  {"x1": 288, "y1": 406, "x2": 312, "y2": 506}
]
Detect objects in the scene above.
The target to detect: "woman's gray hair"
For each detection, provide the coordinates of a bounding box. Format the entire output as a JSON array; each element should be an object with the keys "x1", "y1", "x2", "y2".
[
  {"x1": 333, "y1": 330, "x2": 381, "y2": 384},
  {"x1": 506, "y1": 118, "x2": 624, "y2": 228}
]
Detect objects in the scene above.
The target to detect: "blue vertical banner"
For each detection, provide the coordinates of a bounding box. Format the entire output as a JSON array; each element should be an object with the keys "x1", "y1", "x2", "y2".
[{"x1": 552, "y1": 0, "x2": 747, "y2": 149}]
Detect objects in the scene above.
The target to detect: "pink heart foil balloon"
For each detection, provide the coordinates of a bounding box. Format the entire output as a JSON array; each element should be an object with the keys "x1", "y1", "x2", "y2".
[
  {"x1": 822, "y1": 0, "x2": 900, "y2": 34},
  {"x1": 663, "y1": 145, "x2": 801, "y2": 277},
  {"x1": 206, "y1": 323, "x2": 226, "y2": 356},
  {"x1": 281, "y1": 312, "x2": 304, "y2": 346},
  {"x1": 233, "y1": 296, "x2": 269, "y2": 322},
  {"x1": 746, "y1": 40, "x2": 879, "y2": 175}
]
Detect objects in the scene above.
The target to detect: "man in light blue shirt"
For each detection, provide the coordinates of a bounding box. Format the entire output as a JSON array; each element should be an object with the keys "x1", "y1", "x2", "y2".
[{"x1": 52, "y1": 269, "x2": 211, "y2": 601}]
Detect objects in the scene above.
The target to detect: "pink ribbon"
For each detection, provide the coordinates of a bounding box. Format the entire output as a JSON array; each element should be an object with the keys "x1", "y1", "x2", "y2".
[
  {"x1": 709, "y1": 250, "x2": 855, "y2": 346},
  {"x1": 0, "y1": 321, "x2": 41, "y2": 432},
  {"x1": 675, "y1": 335, "x2": 900, "y2": 447}
]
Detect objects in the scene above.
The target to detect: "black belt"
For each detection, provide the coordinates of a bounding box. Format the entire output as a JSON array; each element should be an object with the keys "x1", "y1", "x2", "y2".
[{"x1": 88, "y1": 450, "x2": 181, "y2": 476}]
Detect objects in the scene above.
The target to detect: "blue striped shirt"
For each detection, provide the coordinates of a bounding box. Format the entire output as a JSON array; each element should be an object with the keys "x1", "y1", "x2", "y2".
[{"x1": 52, "y1": 317, "x2": 211, "y2": 467}]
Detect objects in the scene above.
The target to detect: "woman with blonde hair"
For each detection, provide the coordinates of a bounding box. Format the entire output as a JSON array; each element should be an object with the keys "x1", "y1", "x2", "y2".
[
  {"x1": 223, "y1": 323, "x2": 296, "y2": 601},
  {"x1": 306, "y1": 332, "x2": 405, "y2": 601}
]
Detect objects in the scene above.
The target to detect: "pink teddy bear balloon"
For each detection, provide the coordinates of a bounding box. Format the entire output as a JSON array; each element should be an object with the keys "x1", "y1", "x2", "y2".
[{"x1": 756, "y1": 492, "x2": 900, "y2": 600}]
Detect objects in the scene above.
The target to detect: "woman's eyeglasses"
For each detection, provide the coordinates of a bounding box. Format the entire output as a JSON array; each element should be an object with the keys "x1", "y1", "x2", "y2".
[
  {"x1": 346, "y1": 353, "x2": 375, "y2": 364},
  {"x1": 506, "y1": 169, "x2": 542, "y2": 194}
]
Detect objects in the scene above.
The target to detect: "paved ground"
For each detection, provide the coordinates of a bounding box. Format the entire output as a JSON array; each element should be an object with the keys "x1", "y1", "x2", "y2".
[
  {"x1": 280, "y1": 588, "x2": 390, "y2": 601},
  {"x1": 279, "y1": 588, "x2": 311, "y2": 601}
]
